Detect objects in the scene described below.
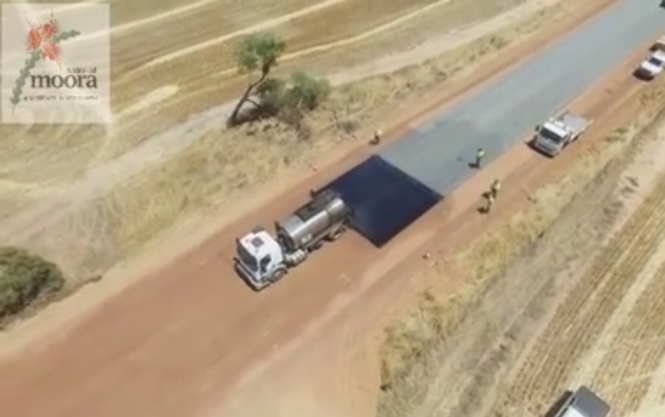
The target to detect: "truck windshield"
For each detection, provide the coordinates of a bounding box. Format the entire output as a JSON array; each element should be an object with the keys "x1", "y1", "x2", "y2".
[
  {"x1": 539, "y1": 127, "x2": 564, "y2": 143},
  {"x1": 648, "y1": 56, "x2": 664, "y2": 66},
  {"x1": 236, "y1": 243, "x2": 258, "y2": 271}
]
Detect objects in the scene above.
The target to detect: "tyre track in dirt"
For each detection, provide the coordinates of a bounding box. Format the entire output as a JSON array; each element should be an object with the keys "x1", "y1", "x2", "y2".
[
  {"x1": 131, "y1": 0, "x2": 351, "y2": 72},
  {"x1": 589, "y1": 244, "x2": 665, "y2": 414},
  {"x1": 504, "y1": 170, "x2": 665, "y2": 408},
  {"x1": 213, "y1": 0, "x2": 458, "y2": 79}
]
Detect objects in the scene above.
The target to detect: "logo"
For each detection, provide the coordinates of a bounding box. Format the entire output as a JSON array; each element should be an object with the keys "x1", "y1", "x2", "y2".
[{"x1": 1, "y1": 4, "x2": 110, "y2": 124}]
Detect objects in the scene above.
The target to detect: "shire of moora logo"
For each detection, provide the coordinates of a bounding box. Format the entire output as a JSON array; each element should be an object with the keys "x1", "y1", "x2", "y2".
[
  {"x1": 2, "y1": 4, "x2": 110, "y2": 124},
  {"x1": 10, "y1": 10, "x2": 100, "y2": 109}
]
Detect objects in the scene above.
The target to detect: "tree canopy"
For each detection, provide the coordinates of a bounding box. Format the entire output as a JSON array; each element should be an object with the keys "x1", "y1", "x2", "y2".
[{"x1": 235, "y1": 33, "x2": 286, "y2": 75}]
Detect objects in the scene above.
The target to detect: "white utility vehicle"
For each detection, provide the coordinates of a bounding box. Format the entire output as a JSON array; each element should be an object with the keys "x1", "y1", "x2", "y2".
[
  {"x1": 636, "y1": 50, "x2": 665, "y2": 80},
  {"x1": 234, "y1": 189, "x2": 349, "y2": 290},
  {"x1": 551, "y1": 386, "x2": 610, "y2": 417},
  {"x1": 533, "y1": 111, "x2": 593, "y2": 157}
]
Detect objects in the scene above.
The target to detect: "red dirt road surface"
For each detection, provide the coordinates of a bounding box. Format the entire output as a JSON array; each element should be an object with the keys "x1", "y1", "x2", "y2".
[{"x1": 0, "y1": 1, "x2": 633, "y2": 416}]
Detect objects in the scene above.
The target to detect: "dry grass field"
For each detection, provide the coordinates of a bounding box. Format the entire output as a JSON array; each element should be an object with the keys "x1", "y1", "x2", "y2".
[
  {"x1": 378, "y1": 78, "x2": 665, "y2": 417},
  {"x1": 0, "y1": 0, "x2": 553, "y2": 280}
]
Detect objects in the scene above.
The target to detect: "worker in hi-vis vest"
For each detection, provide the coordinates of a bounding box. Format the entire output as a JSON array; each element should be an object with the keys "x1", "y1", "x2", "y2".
[
  {"x1": 490, "y1": 179, "x2": 501, "y2": 199},
  {"x1": 372, "y1": 129, "x2": 382, "y2": 145},
  {"x1": 475, "y1": 147, "x2": 485, "y2": 168},
  {"x1": 484, "y1": 193, "x2": 495, "y2": 213}
]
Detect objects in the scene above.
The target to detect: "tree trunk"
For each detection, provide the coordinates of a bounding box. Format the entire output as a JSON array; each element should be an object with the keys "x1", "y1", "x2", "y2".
[
  {"x1": 228, "y1": 84, "x2": 254, "y2": 127},
  {"x1": 227, "y1": 71, "x2": 268, "y2": 127}
]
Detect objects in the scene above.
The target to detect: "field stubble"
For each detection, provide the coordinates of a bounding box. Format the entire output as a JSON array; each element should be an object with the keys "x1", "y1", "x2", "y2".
[
  {"x1": 504, "y1": 164, "x2": 665, "y2": 411},
  {"x1": 111, "y1": 0, "x2": 321, "y2": 74},
  {"x1": 588, "y1": 257, "x2": 665, "y2": 414},
  {"x1": 377, "y1": 77, "x2": 665, "y2": 417}
]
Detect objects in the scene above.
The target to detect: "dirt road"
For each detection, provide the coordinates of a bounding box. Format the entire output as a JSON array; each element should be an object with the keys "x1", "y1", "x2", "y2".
[{"x1": 0, "y1": 1, "x2": 647, "y2": 416}]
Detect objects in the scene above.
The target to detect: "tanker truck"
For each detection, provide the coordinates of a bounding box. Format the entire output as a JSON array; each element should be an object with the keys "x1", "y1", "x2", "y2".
[{"x1": 234, "y1": 189, "x2": 350, "y2": 290}]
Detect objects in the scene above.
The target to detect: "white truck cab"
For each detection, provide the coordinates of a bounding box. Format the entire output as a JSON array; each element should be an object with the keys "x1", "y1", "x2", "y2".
[
  {"x1": 535, "y1": 121, "x2": 568, "y2": 156},
  {"x1": 534, "y1": 111, "x2": 591, "y2": 157},
  {"x1": 234, "y1": 227, "x2": 286, "y2": 289},
  {"x1": 539, "y1": 120, "x2": 568, "y2": 141},
  {"x1": 637, "y1": 50, "x2": 665, "y2": 79}
]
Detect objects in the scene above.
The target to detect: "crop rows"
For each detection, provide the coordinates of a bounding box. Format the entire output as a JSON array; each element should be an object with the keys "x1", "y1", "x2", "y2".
[
  {"x1": 503, "y1": 175, "x2": 665, "y2": 407},
  {"x1": 590, "y1": 259, "x2": 665, "y2": 414}
]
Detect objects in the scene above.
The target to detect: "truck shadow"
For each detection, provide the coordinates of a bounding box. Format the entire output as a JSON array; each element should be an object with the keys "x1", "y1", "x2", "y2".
[
  {"x1": 632, "y1": 68, "x2": 655, "y2": 82},
  {"x1": 542, "y1": 390, "x2": 573, "y2": 417}
]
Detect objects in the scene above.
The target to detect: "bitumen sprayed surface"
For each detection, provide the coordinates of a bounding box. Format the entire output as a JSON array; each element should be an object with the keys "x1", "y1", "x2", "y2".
[
  {"x1": 324, "y1": 155, "x2": 441, "y2": 247},
  {"x1": 379, "y1": 0, "x2": 665, "y2": 194}
]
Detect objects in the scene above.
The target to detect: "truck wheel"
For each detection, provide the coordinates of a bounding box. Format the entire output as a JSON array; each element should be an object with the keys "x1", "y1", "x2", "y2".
[
  {"x1": 327, "y1": 226, "x2": 346, "y2": 241},
  {"x1": 270, "y1": 268, "x2": 287, "y2": 283}
]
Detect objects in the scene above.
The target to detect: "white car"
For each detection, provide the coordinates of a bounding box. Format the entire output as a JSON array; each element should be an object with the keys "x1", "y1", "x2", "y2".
[{"x1": 637, "y1": 50, "x2": 665, "y2": 79}]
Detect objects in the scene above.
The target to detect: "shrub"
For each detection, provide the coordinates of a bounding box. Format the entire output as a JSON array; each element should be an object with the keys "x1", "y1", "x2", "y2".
[
  {"x1": 255, "y1": 71, "x2": 331, "y2": 128},
  {"x1": 0, "y1": 247, "x2": 65, "y2": 319},
  {"x1": 284, "y1": 71, "x2": 331, "y2": 111}
]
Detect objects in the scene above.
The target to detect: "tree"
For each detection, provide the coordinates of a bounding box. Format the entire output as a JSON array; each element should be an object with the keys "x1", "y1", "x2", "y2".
[
  {"x1": 0, "y1": 247, "x2": 64, "y2": 319},
  {"x1": 228, "y1": 33, "x2": 286, "y2": 126}
]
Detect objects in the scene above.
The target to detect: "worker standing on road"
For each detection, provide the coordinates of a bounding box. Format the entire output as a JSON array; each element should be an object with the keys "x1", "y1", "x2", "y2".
[
  {"x1": 372, "y1": 129, "x2": 382, "y2": 145},
  {"x1": 490, "y1": 179, "x2": 501, "y2": 199},
  {"x1": 475, "y1": 147, "x2": 485, "y2": 169},
  {"x1": 484, "y1": 193, "x2": 495, "y2": 214}
]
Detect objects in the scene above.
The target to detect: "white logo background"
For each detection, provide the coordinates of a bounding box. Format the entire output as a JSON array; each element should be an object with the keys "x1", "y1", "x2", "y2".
[{"x1": 1, "y1": 3, "x2": 110, "y2": 124}]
